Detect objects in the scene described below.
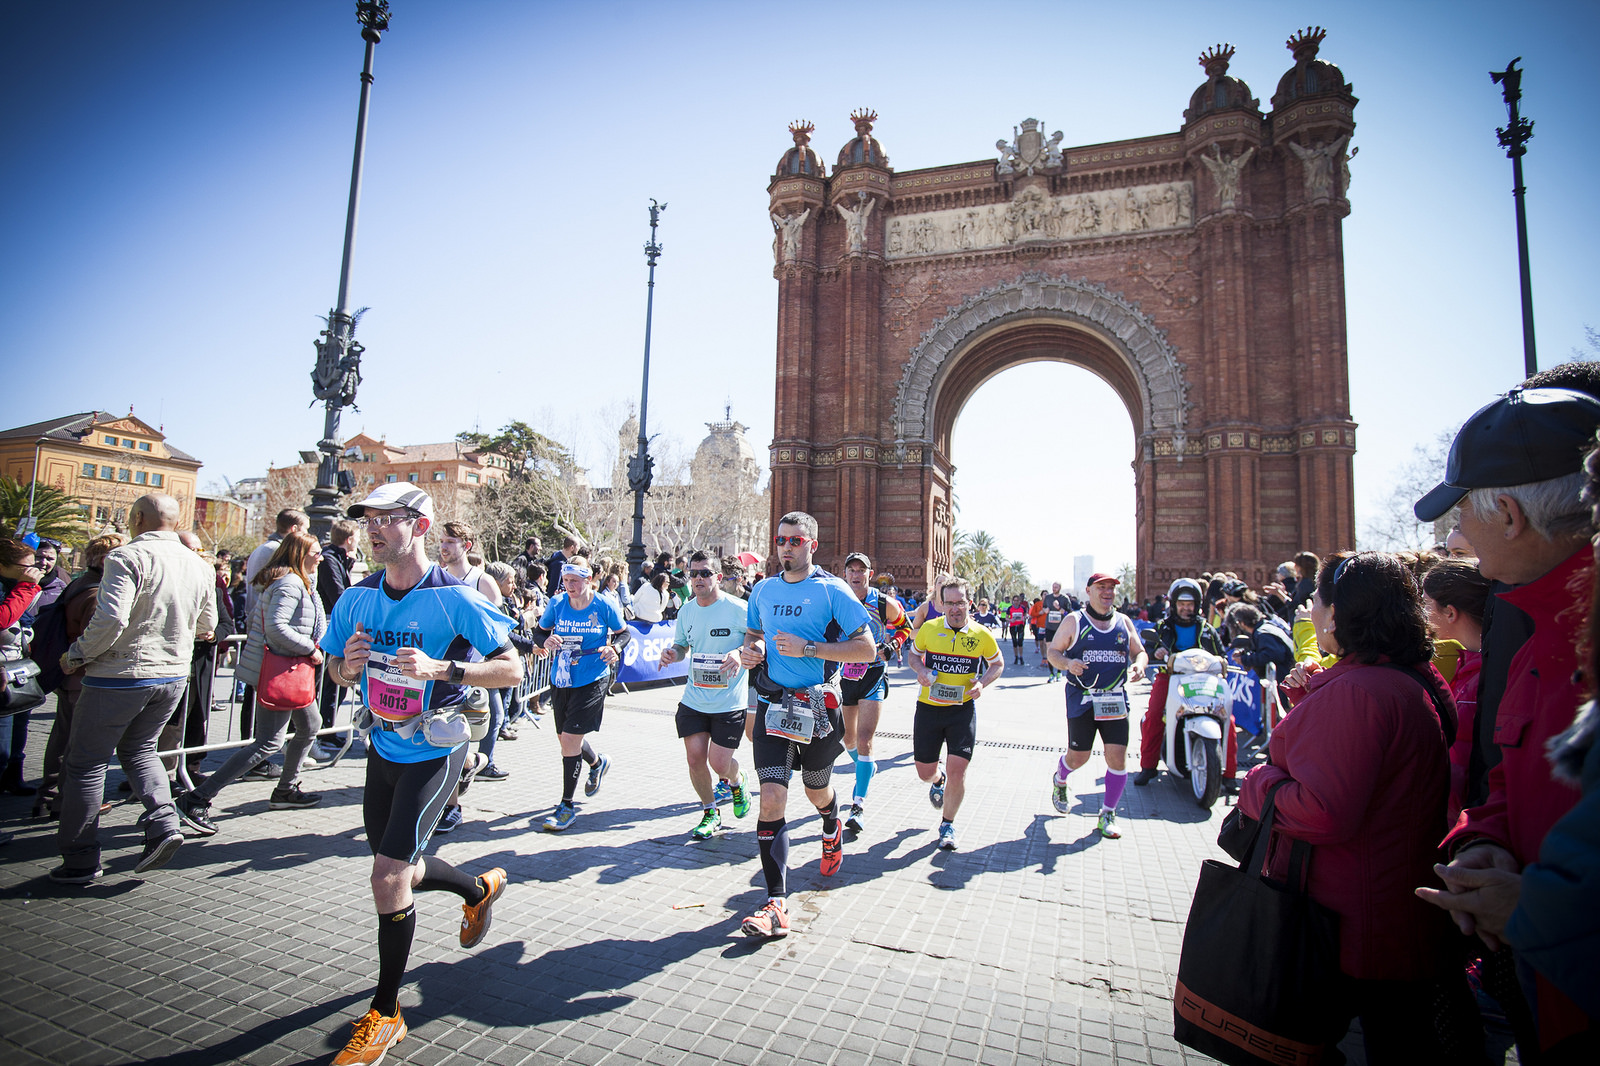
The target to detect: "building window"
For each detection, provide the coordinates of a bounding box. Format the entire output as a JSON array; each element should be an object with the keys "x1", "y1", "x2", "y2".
[
  {"x1": 363, "y1": 452, "x2": 376, "y2": 462},
  {"x1": 81, "y1": 463, "x2": 95, "y2": 477},
  {"x1": 103, "y1": 435, "x2": 116, "y2": 445},
  {"x1": 123, "y1": 439, "x2": 135, "y2": 448},
  {"x1": 95, "y1": 506, "x2": 109, "y2": 523},
  {"x1": 134, "y1": 471, "x2": 147, "y2": 485},
  {"x1": 100, "y1": 465, "x2": 113, "y2": 479},
  {"x1": 386, "y1": 474, "x2": 397, "y2": 484},
  {"x1": 432, "y1": 471, "x2": 446, "y2": 481},
  {"x1": 138, "y1": 442, "x2": 151, "y2": 451},
  {"x1": 117, "y1": 468, "x2": 131, "y2": 482},
  {"x1": 466, "y1": 473, "x2": 479, "y2": 484},
  {"x1": 151, "y1": 473, "x2": 163, "y2": 487},
  {"x1": 407, "y1": 473, "x2": 419, "y2": 483}
]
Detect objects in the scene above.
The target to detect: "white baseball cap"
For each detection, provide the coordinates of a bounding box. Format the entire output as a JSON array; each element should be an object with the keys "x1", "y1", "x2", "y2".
[{"x1": 345, "y1": 483, "x2": 435, "y2": 521}]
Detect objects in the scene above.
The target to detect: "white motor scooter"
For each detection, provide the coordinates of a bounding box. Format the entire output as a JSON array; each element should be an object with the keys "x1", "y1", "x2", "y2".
[{"x1": 1161, "y1": 648, "x2": 1233, "y2": 809}]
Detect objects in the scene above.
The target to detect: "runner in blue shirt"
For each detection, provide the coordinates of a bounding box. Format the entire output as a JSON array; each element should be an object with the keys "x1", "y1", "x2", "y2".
[
  {"x1": 657, "y1": 550, "x2": 752, "y2": 839},
  {"x1": 528, "y1": 555, "x2": 630, "y2": 832},
  {"x1": 319, "y1": 485, "x2": 522, "y2": 1066},
  {"x1": 737, "y1": 512, "x2": 874, "y2": 939}
]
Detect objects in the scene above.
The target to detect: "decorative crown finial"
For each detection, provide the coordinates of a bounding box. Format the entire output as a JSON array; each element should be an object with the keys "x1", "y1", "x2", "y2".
[
  {"x1": 1286, "y1": 26, "x2": 1326, "y2": 60},
  {"x1": 789, "y1": 120, "x2": 814, "y2": 145},
  {"x1": 1198, "y1": 43, "x2": 1235, "y2": 76},
  {"x1": 850, "y1": 108, "x2": 878, "y2": 133}
]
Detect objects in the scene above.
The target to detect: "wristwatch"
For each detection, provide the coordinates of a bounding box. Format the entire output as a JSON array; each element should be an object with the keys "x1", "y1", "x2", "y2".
[
  {"x1": 803, "y1": 642, "x2": 817, "y2": 658},
  {"x1": 448, "y1": 661, "x2": 466, "y2": 683}
]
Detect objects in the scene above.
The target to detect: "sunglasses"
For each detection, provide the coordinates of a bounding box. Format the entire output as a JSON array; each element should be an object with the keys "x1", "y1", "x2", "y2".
[
  {"x1": 773, "y1": 535, "x2": 810, "y2": 546},
  {"x1": 687, "y1": 569, "x2": 716, "y2": 578}
]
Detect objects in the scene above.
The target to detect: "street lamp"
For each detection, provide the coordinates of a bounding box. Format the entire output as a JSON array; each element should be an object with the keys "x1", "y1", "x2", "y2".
[
  {"x1": 1490, "y1": 57, "x2": 1537, "y2": 378},
  {"x1": 306, "y1": 0, "x2": 391, "y2": 540},
  {"x1": 625, "y1": 200, "x2": 667, "y2": 589}
]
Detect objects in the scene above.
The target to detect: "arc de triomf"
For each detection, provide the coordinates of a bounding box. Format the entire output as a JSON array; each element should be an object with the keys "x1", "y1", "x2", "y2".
[{"x1": 765, "y1": 29, "x2": 1358, "y2": 597}]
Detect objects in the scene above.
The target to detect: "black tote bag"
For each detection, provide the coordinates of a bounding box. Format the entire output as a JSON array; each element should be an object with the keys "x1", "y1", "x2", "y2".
[{"x1": 1173, "y1": 779, "x2": 1344, "y2": 1066}]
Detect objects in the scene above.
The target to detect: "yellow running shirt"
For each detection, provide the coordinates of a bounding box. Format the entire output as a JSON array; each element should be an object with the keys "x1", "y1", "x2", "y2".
[{"x1": 913, "y1": 617, "x2": 1002, "y2": 705}]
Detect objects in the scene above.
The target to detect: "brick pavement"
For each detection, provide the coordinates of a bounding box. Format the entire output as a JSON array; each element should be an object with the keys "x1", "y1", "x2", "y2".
[{"x1": 2, "y1": 650, "x2": 1349, "y2": 1065}]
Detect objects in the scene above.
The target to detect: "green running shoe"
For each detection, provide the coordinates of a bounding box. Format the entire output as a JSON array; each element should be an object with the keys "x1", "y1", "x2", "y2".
[
  {"x1": 730, "y1": 771, "x2": 751, "y2": 819},
  {"x1": 691, "y1": 807, "x2": 722, "y2": 840},
  {"x1": 1097, "y1": 809, "x2": 1121, "y2": 839}
]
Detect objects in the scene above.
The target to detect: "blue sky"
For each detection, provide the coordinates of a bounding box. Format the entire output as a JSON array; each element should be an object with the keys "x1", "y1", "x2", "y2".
[{"x1": 2, "y1": 1, "x2": 1595, "y2": 584}]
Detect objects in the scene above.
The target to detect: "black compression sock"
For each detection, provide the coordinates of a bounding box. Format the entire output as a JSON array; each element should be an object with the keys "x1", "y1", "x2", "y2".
[
  {"x1": 580, "y1": 739, "x2": 597, "y2": 765},
  {"x1": 818, "y1": 796, "x2": 839, "y2": 836},
  {"x1": 372, "y1": 905, "x2": 416, "y2": 1017},
  {"x1": 561, "y1": 755, "x2": 582, "y2": 803},
  {"x1": 415, "y1": 857, "x2": 485, "y2": 905},
  {"x1": 756, "y1": 818, "x2": 789, "y2": 898}
]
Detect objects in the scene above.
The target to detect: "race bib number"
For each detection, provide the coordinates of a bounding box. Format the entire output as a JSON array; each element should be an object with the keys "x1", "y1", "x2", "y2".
[
  {"x1": 1091, "y1": 691, "x2": 1128, "y2": 721},
  {"x1": 366, "y1": 650, "x2": 424, "y2": 721},
  {"x1": 765, "y1": 697, "x2": 816, "y2": 742},
  {"x1": 840, "y1": 661, "x2": 869, "y2": 681},
  {"x1": 690, "y1": 652, "x2": 728, "y2": 689},
  {"x1": 559, "y1": 634, "x2": 584, "y2": 654},
  {"x1": 1047, "y1": 610, "x2": 1063, "y2": 625},
  {"x1": 930, "y1": 681, "x2": 967, "y2": 705}
]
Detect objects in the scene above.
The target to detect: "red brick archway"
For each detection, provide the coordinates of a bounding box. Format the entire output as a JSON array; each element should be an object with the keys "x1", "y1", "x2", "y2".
[{"x1": 767, "y1": 34, "x2": 1360, "y2": 596}]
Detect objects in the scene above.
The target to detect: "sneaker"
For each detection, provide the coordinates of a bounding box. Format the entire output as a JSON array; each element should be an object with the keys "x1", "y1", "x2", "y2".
[
  {"x1": 690, "y1": 808, "x2": 722, "y2": 840},
  {"x1": 1097, "y1": 809, "x2": 1121, "y2": 839},
  {"x1": 1051, "y1": 774, "x2": 1072, "y2": 814},
  {"x1": 134, "y1": 831, "x2": 183, "y2": 874},
  {"x1": 332, "y1": 1007, "x2": 407, "y2": 1066},
  {"x1": 48, "y1": 864, "x2": 102, "y2": 885},
  {"x1": 730, "y1": 771, "x2": 751, "y2": 819},
  {"x1": 244, "y1": 761, "x2": 276, "y2": 780},
  {"x1": 542, "y1": 800, "x2": 576, "y2": 832},
  {"x1": 928, "y1": 771, "x2": 946, "y2": 810},
  {"x1": 1133, "y1": 767, "x2": 1158, "y2": 787},
  {"x1": 844, "y1": 803, "x2": 865, "y2": 833},
  {"x1": 176, "y1": 794, "x2": 218, "y2": 836},
  {"x1": 938, "y1": 821, "x2": 957, "y2": 851},
  {"x1": 712, "y1": 779, "x2": 733, "y2": 806},
  {"x1": 459, "y1": 867, "x2": 507, "y2": 949},
  {"x1": 433, "y1": 805, "x2": 463, "y2": 835},
  {"x1": 458, "y1": 752, "x2": 488, "y2": 796},
  {"x1": 269, "y1": 784, "x2": 321, "y2": 809},
  {"x1": 741, "y1": 898, "x2": 790, "y2": 939},
  {"x1": 499, "y1": 725, "x2": 519, "y2": 741},
  {"x1": 820, "y1": 822, "x2": 843, "y2": 877},
  {"x1": 584, "y1": 754, "x2": 610, "y2": 797},
  {"x1": 479, "y1": 764, "x2": 510, "y2": 781}
]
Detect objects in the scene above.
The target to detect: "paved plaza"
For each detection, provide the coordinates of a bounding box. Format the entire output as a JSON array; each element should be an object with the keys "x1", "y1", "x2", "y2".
[{"x1": 3, "y1": 652, "x2": 1322, "y2": 1065}]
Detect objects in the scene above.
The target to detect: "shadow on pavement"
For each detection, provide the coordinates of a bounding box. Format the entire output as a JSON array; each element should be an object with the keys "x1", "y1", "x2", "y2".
[{"x1": 924, "y1": 814, "x2": 1103, "y2": 888}]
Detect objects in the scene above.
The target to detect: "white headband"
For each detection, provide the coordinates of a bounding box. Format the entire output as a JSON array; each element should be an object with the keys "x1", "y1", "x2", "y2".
[{"x1": 561, "y1": 562, "x2": 592, "y2": 579}]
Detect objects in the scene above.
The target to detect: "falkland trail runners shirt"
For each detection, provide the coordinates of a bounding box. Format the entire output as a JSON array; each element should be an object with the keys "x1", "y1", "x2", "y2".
[
  {"x1": 538, "y1": 592, "x2": 625, "y2": 689},
  {"x1": 320, "y1": 566, "x2": 513, "y2": 763},
  {"x1": 746, "y1": 566, "x2": 870, "y2": 691}
]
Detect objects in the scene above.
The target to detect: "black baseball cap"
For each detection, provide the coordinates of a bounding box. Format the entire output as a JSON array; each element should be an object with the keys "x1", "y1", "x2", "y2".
[
  {"x1": 843, "y1": 552, "x2": 872, "y2": 569},
  {"x1": 1414, "y1": 387, "x2": 1600, "y2": 523}
]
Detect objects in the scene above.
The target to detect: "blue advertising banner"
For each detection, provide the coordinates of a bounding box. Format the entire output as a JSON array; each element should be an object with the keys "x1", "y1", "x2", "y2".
[
  {"x1": 615, "y1": 618, "x2": 688, "y2": 685},
  {"x1": 1226, "y1": 665, "x2": 1264, "y2": 736}
]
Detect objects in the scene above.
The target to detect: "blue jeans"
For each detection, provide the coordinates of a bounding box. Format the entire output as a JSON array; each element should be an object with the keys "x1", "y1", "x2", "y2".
[
  {"x1": 0, "y1": 707, "x2": 30, "y2": 781},
  {"x1": 477, "y1": 687, "x2": 508, "y2": 766}
]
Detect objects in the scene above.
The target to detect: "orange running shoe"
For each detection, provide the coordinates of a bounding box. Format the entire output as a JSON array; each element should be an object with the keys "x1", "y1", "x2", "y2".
[
  {"x1": 820, "y1": 822, "x2": 843, "y2": 877},
  {"x1": 332, "y1": 1007, "x2": 406, "y2": 1065},
  {"x1": 740, "y1": 898, "x2": 790, "y2": 938},
  {"x1": 459, "y1": 867, "x2": 507, "y2": 949}
]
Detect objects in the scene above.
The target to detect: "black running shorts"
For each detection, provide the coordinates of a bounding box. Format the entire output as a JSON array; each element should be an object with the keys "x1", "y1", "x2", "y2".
[
  {"x1": 551, "y1": 677, "x2": 608, "y2": 735},
  {"x1": 675, "y1": 702, "x2": 746, "y2": 749},
  {"x1": 1066, "y1": 711, "x2": 1130, "y2": 752},
  {"x1": 364, "y1": 743, "x2": 468, "y2": 864},
  {"x1": 751, "y1": 697, "x2": 844, "y2": 786},
  {"x1": 913, "y1": 700, "x2": 978, "y2": 763},
  {"x1": 839, "y1": 661, "x2": 888, "y2": 706}
]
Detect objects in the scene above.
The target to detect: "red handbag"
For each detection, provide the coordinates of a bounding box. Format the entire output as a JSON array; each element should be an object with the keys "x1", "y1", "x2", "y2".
[{"x1": 257, "y1": 648, "x2": 317, "y2": 710}]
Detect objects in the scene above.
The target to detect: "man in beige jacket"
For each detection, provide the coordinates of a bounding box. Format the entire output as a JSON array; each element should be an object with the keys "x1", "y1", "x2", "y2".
[{"x1": 52, "y1": 494, "x2": 217, "y2": 883}]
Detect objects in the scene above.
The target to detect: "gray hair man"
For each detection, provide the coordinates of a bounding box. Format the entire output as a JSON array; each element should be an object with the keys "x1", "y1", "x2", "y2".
[{"x1": 52, "y1": 494, "x2": 218, "y2": 883}]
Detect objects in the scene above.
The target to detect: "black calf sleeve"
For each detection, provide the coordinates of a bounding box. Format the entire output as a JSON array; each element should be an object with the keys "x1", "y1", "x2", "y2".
[
  {"x1": 372, "y1": 905, "x2": 416, "y2": 1017},
  {"x1": 756, "y1": 818, "x2": 788, "y2": 898},
  {"x1": 415, "y1": 857, "x2": 485, "y2": 905}
]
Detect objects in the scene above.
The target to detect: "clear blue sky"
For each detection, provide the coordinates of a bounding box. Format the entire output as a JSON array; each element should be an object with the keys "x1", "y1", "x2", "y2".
[{"x1": 2, "y1": 1, "x2": 1594, "y2": 584}]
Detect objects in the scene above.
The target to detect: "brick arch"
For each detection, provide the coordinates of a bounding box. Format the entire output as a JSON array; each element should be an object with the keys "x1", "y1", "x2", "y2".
[{"x1": 891, "y1": 272, "x2": 1192, "y2": 458}]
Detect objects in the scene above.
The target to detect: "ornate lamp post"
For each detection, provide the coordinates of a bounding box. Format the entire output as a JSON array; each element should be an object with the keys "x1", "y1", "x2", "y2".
[
  {"x1": 1490, "y1": 57, "x2": 1537, "y2": 378},
  {"x1": 307, "y1": 0, "x2": 391, "y2": 540},
  {"x1": 625, "y1": 200, "x2": 666, "y2": 589}
]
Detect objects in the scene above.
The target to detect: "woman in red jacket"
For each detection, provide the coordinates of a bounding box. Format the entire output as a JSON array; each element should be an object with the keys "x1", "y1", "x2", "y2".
[{"x1": 1239, "y1": 551, "x2": 1466, "y2": 1062}]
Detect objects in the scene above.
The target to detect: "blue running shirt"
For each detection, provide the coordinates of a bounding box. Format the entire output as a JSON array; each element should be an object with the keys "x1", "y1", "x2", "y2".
[
  {"x1": 746, "y1": 567, "x2": 871, "y2": 689},
  {"x1": 673, "y1": 591, "x2": 749, "y2": 714},
  {"x1": 320, "y1": 566, "x2": 514, "y2": 763},
  {"x1": 538, "y1": 592, "x2": 625, "y2": 689}
]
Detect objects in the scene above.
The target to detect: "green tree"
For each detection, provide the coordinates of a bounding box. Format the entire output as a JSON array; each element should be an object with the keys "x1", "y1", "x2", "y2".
[
  {"x1": 0, "y1": 476, "x2": 89, "y2": 546},
  {"x1": 1002, "y1": 559, "x2": 1034, "y2": 600},
  {"x1": 953, "y1": 529, "x2": 1012, "y2": 601},
  {"x1": 459, "y1": 422, "x2": 587, "y2": 560}
]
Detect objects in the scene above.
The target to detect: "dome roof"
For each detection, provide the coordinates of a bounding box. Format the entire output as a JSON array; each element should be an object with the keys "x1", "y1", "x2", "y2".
[
  {"x1": 693, "y1": 414, "x2": 759, "y2": 488},
  {"x1": 1271, "y1": 27, "x2": 1350, "y2": 110},
  {"x1": 776, "y1": 121, "x2": 825, "y2": 178},
  {"x1": 836, "y1": 109, "x2": 888, "y2": 169},
  {"x1": 1184, "y1": 44, "x2": 1258, "y2": 122}
]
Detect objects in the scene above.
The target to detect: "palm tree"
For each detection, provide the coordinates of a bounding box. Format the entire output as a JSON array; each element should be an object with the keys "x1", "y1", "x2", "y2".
[
  {"x1": 954, "y1": 529, "x2": 1010, "y2": 601},
  {"x1": 0, "y1": 476, "x2": 89, "y2": 545},
  {"x1": 1003, "y1": 558, "x2": 1034, "y2": 601}
]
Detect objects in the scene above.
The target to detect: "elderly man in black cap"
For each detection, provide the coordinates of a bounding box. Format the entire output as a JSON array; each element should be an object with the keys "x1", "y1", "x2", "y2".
[{"x1": 1413, "y1": 387, "x2": 1600, "y2": 1061}]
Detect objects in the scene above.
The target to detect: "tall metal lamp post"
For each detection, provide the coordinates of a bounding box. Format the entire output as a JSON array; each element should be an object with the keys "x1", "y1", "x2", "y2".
[
  {"x1": 625, "y1": 200, "x2": 667, "y2": 589},
  {"x1": 1490, "y1": 57, "x2": 1537, "y2": 378},
  {"x1": 306, "y1": 0, "x2": 391, "y2": 540}
]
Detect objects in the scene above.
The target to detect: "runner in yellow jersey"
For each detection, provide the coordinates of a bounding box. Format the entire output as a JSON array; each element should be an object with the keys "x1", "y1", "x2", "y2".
[{"x1": 910, "y1": 576, "x2": 1004, "y2": 851}]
